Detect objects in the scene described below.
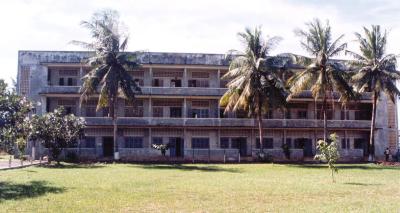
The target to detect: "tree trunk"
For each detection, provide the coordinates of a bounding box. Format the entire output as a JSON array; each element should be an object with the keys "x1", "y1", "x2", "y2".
[
  {"x1": 323, "y1": 91, "x2": 328, "y2": 142},
  {"x1": 369, "y1": 92, "x2": 377, "y2": 162},
  {"x1": 258, "y1": 109, "x2": 264, "y2": 153},
  {"x1": 111, "y1": 97, "x2": 119, "y2": 160}
]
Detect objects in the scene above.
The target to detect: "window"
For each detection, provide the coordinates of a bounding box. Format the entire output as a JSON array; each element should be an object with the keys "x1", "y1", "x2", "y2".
[
  {"x1": 191, "y1": 109, "x2": 209, "y2": 118},
  {"x1": 67, "y1": 78, "x2": 73, "y2": 86},
  {"x1": 65, "y1": 106, "x2": 73, "y2": 115},
  {"x1": 125, "y1": 137, "x2": 144, "y2": 148},
  {"x1": 188, "y1": 80, "x2": 197, "y2": 87},
  {"x1": 86, "y1": 106, "x2": 96, "y2": 117},
  {"x1": 298, "y1": 111, "x2": 307, "y2": 119},
  {"x1": 171, "y1": 79, "x2": 182, "y2": 87},
  {"x1": 220, "y1": 137, "x2": 229, "y2": 149},
  {"x1": 256, "y1": 138, "x2": 273, "y2": 149},
  {"x1": 102, "y1": 108, "x2": 109, "y2": 117},
  {"x1": 236, "y1": 110, "x2": 248, "y2": 118},
  {"x1": 220, "y1": 109, "x2": 226, "y2": 118},
  {"x1": 134, "y1": 79, "x2": 144, "y2": 86},
  {"x1": 192, "y1": 138, "x2": 210, "y2": 149},
  {"x1": 153, "y1": 79, "x2": 163, "y2": 87},
  {"x1": 354, "y1": 138, "x2": 366, "y2": 149},
  {"x1": 264, "y1": 110, "x2": 273, "y2": 119},
  {"x1": 294, "y1": 139, "x2": 304, "y2": 149},
  {"x1": 152, "y1": 137, "x2": 163, "y2": 145},
  {"x1": 59, "y1": 78, "x2": 64, "y2": 86},
  {"x1": 341, "y1": 111, "x2": 350, "y2": 120},
  {"x1": 153, "y1": 107, "x2": 163, "y2": 117},
  {"x1": 285, "y1": 109, "x2": 291, "y2": 119},
  {"x1": 341, "y1": 138, "x2": 350, "y2": 149},
  {"x1": 285, "y1": 138, "x2": 292, "y2": 148},
  {"x1": 84, "y1": 137, "x2": 96, "y2": 148},
  {"x1": 170, "y1": 107, "x2": 182, "y2": 118}
]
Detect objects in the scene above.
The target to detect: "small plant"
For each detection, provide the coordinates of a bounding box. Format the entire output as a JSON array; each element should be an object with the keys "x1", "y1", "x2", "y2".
[
  {"x1": 314, "y1": 133, "x2": 340, "y2": 183},
  {"x1": 65, "y1": 151, "x2": 78, "y2": 163},
  {"x1": 256, "y1": 151, "x2": 273, "y2": 163},
  {"x1": 281, "y1": 143, "x2": 291, "y2": 160},
  {"x1": 152, "y1": 144, "x2": 169, "y2": 156}
]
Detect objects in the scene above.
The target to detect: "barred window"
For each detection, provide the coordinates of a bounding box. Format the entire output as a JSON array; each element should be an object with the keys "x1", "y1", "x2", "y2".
[
  {"x1": 256, "y1": 138, "x2": 273, "y2": 149},
  {"x1": 84, "y1": 137, "x2": 96, "y2": 148},
  {"x1": 191, "y1": 109, "x2": 209, "y2": 118},
  {"x1": 192, "y1": 138, "x2": 209, "y2": 149},
  {"x1": 220, "y1": 137, "x2": 229, "y2": 149},
  {"x1": 341, "y1": 138, "x2": 350, "y2": 149},
  {"x1": 125, "y1": 137, "x2": 144, "y2": 148},
  {"x1": 152, "y1": 137, "x2": 163, "y2": 145},
  {"x1": 153, "y1": 107, "x2": 163, "y2": 117}
]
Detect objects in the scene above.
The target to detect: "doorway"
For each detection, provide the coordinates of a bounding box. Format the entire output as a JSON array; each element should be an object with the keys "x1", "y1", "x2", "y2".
[
  {"x1": 169, "y1": 137, "x2": 184, "y2": 157},
  {"x1": 294, "y1": 138, "x2": 313, "y2": 157},
  {"x1": 231, "y1": 137, "x2": 247, "y2": 157},
  {"x1": 103, "y1": 137, "x2": 114, "y2": 157}
]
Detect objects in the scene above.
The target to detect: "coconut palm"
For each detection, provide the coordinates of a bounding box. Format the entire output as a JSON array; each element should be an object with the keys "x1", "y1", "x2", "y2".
[
  {"x1": 71, "y1": 9, "x2": 141, "y2": 160},
  {"x1": 287, "y1": 18, "x2": 355, "y2": 142},
  {"x1": 346, "y1": 25, "x2": 400, "y2": 161},
  {"x1": 220, "y1": 27, "x2": 287, "y2": 154}
]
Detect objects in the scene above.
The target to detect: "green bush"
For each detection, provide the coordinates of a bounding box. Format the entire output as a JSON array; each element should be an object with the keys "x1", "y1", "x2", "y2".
[{"x1": 65, "y1": 151, "x2": 78, "y2": 163}]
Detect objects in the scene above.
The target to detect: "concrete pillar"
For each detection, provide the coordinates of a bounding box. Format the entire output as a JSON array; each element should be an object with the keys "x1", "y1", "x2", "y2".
[
  {"x1": 78, "y1": 66, "x2": 83, "y2": 86},
  {"x1": 149, "y1": 97, "x2": 152, "y2": 118},
  {"x1": 183, "y1": 98, "x2": 187, "y2": 119},
  {"x1": 374, "y1": 93, "x2": 389, "y2": 159},
  {"x1": 183, "y1": 68, "x2": 188, "y2": 87},
  {"x1": 40, "y1": 96, "x2": 47, "y2": 115},
  {"x1": 149, "y1": 67, "x2": 153, "y2": 87},
  {"x1": 217, "y1": 69, "x2": 221, "y2": 88}
]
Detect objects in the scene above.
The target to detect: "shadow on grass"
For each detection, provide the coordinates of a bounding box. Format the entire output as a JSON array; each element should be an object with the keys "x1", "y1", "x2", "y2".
[
  {"x1": 0, "y1": 181, "x2": 65, "y2": 202},
  {"x1": 287, "y1": 164, "x2": 400, "y2": 170},
  {"x1": 41, "y1": 163, "x2": 105, "y2": 169},
  {"x1": 134, "y1": 164, "x2": 242, "y2": 173},
  {"x1": 344, "y1": 182, "x2": 382, "y2": 186}
]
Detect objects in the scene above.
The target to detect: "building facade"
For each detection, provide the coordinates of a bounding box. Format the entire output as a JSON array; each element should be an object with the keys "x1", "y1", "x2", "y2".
[{"x1": 17, "y1": 51, "x2": 399, "y2": 162}]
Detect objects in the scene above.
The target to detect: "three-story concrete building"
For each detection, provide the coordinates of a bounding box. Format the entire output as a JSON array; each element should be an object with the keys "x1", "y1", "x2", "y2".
[{"x1": 17, "y1": 51, "x2": 399, "y2": 162}]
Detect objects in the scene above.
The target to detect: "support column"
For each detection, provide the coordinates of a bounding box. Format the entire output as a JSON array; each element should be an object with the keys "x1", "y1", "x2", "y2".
[
  {"x1": 183, "y1": 67, "x2": 188, "y2": 87},
  {"x1": 78, "y1": 66, "x2": 83, "y2": 86},
  {"x1": 183, "y1": 98, "x2": 187, "y2": 120},
  {"x1": 217, "y1": 69, "x2": 221, "y2": 88},
  {"x1": 149, "y1": 97, "x2": 152, "y2": 119}
]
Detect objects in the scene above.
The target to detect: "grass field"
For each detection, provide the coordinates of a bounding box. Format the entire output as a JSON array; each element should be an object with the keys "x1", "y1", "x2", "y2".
[{"x1": 0, "y1": 163, "x2": 399, "y2": 212}]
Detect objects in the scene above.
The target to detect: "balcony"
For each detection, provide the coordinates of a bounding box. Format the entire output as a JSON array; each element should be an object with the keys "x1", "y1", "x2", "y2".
[
  {"x1": 84, "y1": 117, "x2": 371, "y2": 129},
  {"x1": 40, "y1": 86, "x2": 227, "y2": 97}
]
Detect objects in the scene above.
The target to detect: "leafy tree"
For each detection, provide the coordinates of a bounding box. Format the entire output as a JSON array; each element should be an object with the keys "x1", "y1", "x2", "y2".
[
  {"x1": 30, "y1": 107, "x2": 86, "y2": 164},
  {"x1": 0, "y1": 79, "x2": 33, "y2": 155},
  {"x1": 152, "y1": 144, "x2": 169, "y2": 156},
  {"x1": 314, "y1": 133, "x2": 340, "y2": 183},
  {"x1": 346, "y1": 25, "x2": 400, "y2": 161},
  {"x1": 71, "y1": 9, "x2": 141, "y2": 160},
  {"x1": 220, "y1": 27, "x2": 287, "y2": 156},
  {"x1": 287, "y1": 19, "x2": 356, "y2": 142},
  {"x1": 281, "y1": 142, "x2": 291, "y2": 160}
]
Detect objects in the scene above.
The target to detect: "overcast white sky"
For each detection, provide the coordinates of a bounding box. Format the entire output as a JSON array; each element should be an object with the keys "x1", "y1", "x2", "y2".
[{"x1": 1, "y1": 0, "x2": 400, "y2": 85}]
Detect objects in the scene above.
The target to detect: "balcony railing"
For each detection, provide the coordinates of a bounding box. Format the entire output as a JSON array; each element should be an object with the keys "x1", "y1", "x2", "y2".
[
  {"x1": 84, "y1": 117, "x2": 372, "y2": 129},
  {"x1": 40, "y1": 86, "x2": 227, "y2": 96},
  {"x1": 40, "y1": 86, "x2": 373, "y2": 100}
]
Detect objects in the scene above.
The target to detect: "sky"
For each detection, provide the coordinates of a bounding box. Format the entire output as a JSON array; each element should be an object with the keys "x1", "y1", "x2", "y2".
[{"x1": 1, "y1": 0, "x2": 400, "y2": 85}]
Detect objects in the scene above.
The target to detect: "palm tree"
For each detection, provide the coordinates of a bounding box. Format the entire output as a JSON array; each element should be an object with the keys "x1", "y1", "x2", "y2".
[
  {"x1": 346, "y1": 25, "x2": 400, "y2": 161},
  {"x1": 287, "y1": 18, "x2": 355, "y2": 142},
  {"x1": 220, "y1": 27, "x2": 287, "y2": 154},
  {"x1": 71, "y1": 9, "x2": 141, "y2": 160}
]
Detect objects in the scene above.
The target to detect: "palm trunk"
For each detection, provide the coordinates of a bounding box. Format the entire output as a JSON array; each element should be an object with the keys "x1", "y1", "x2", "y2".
[
  {"x1": 369, "y1": 92, "x2": 377, "y2": 162},
  {"x1": 258, "y1": 109, "x2": 264, "y2": 153},
  {"x1": 110, "y1": 98, "x2": 119, "y2": 160},
  {"x1": 323, "y1": 91, "x2": 328, "y2": 142}
]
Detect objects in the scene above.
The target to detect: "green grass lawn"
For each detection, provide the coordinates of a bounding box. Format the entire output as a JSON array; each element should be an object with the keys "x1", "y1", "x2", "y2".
[{"x1": 0, "y1": 163, "x2": 399, "y2": 212}]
